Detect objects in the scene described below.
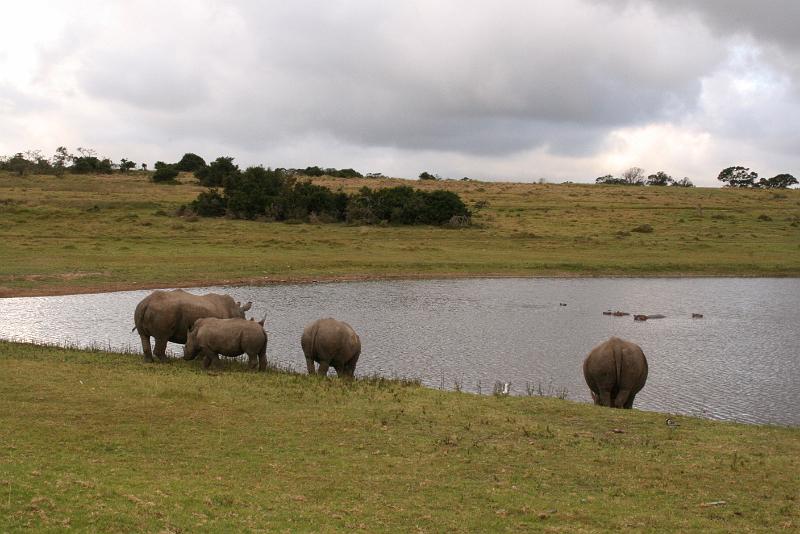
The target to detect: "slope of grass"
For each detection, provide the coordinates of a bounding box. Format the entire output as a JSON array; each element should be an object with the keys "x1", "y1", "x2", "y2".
[
  {"x1": 1, "y1": 341, "x2": 798, "y2": 532},
  {"x1": 1, "y1": 172, "x2": 799, "y2": 296}
]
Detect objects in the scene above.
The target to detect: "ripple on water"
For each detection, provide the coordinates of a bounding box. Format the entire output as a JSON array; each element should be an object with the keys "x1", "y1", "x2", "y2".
[{"x1": 1, "y1": 277, "x2": 798, "y2": 426}]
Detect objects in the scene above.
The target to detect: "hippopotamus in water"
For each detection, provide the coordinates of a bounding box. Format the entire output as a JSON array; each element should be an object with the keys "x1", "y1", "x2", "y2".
[{"x1": 582, "y1": 337, "x2": 648, "y2": 409}]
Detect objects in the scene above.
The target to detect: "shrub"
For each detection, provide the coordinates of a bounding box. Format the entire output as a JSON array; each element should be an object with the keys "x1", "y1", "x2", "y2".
[
  {"x1": 152, "y1": 165, "x2": 179, "y2": 183},
  {"x1": 71, "y1": 156, "x2": 113, "y2": 174},
  {"x1": 225, "y1": 166, "x2": 285, "y2": 219},
  {"x1": 196, "y1": 157, "x2": 239, "y2": 187},
  {"x1": 174, "y1": 153, "x2": 206, "y2": 173},
  {"x1": 631, "y1": 224, "x2": 654, "y2": 233},
  {"x1": 352, "y1": 186, "x2": 470, "y2": 225},
  {"x1": 269, "y1": 180, "x2": 348, "y2": 221},
  {"x1": 190, "y1": 189, "x2": 227, "y2": 217}
]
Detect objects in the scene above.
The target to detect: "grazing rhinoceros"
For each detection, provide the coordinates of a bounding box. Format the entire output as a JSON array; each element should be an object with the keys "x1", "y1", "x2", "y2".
[
  {"x1": 582, "y1": 337, "x2": 648, "y2": 409},
  {"x1": 133, "y1": 289, "x2": 252, "y2": 362},
  {"x1": 301, "y1": 318, "x2": 361, "y2": 378},
  {"x1": 184, "y1": 316, "x2": 268, "y2": 371}
]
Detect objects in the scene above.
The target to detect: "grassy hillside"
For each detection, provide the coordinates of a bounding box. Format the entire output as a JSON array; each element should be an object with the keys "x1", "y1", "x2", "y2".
[
  {"x1": 1, "y1": 341, "x2": 797, "y2": 532},
  {"x1": 1, "y1": 171, "x2": 799, "y2": 296}
]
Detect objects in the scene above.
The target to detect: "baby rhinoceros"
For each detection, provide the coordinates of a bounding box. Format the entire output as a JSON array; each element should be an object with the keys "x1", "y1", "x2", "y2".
[
  {"x1": 184, "y1": 316, "x2": 268, "y2": 371},
  {"x1": 301, "y1": 318, "x2": 361, "y2": 378},
  {"x1": 583, "y1": 336, "x2": 648, "y2": 409}
]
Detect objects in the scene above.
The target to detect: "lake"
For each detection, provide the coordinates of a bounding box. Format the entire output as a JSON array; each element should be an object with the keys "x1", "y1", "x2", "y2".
[{"x1": 1, "y1": 278, "x2": 798, "y2": 426}]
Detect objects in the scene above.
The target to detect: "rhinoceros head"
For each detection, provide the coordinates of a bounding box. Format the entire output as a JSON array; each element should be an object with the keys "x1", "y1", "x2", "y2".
[
  {"x1": 183, "y1": 322, "x2": 200, "y2": 360},
  {"x1": 234, "y1": 301, "x2": 252, "y2": 318}
]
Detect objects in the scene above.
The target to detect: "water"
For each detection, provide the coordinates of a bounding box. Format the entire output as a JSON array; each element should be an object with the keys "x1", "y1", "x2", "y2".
[{"x1": 1, "y1": 278, "x2": 798, "y2": 426}]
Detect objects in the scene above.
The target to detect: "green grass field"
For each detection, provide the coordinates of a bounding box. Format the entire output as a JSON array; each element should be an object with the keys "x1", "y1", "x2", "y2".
[
  {"x1": 1, "y1": 341, "x2": 798, "y2": 532},
  {"x1": 1, "y1": 171, "x2": 798, "y2": 296}
]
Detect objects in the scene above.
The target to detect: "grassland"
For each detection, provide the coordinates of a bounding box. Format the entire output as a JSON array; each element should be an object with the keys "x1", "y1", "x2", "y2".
[
  {"x1": 1, "y1": 341, "x2": 797, "y2": 532},
  {"x1": 0, "y1": 171, "x2": 798, "y2": 297}
]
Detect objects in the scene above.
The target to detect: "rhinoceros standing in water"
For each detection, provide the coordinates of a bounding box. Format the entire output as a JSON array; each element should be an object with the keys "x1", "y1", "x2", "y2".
[
  {"x1": 184, "y1": 316, "x2": 268, "y2": 371},
  {"x1": 133, "y1": 289, "x2": 252, "y2": 362},
  {"x1": 301, "y1": 318, "x2": 361, "y2": 377},
  {"x1": 582, "y1": 337, "x2": 648, "y2": 409}
]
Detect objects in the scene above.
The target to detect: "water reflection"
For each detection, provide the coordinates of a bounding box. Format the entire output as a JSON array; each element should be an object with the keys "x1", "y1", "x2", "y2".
[{"x1": 1, "y1": 278, "x2": 798, "y2": 426}]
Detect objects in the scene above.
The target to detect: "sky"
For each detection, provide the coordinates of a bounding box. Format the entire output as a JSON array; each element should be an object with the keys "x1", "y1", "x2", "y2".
[{"x1": 1, "y1": 1, "x2": 798, "y2": 186}]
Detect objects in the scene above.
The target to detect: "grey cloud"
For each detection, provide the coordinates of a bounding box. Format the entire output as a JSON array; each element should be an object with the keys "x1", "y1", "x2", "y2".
[
  {"x1": 625, "y1": 1, "x2": 800, "y2": 51},
  {"x1": 132, "y1": 0, "x2": 721, "y2": 156},
  {"x1": 4, "y1": 0, "x2": 799, "y2": 182}
]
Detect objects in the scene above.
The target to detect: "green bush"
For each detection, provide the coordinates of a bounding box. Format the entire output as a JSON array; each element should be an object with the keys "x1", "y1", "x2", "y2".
[
  {"x1": 174, "y1": 153, "x2": 206, "y2": 173},
  {"x1": 189, "y1": 167, "x2": 470, "y2": 226},
  {"x1": 152, "y1": 165, "x2": 179, "y2": 183},
  {"x1": 224, "y1": 166, "x2": 284, "y2": 219},
  {"x1": 190, "y1": 189, "x2": 227, "y2": 217},
  {"x1": 352, "y1": 186, "x2": 470, "y2": 225},
  {"x1": 71, "y1": 156, "x2": 113, "y2": 174},
  {"x1": 269, "y1": 180, "x2": 348, "y2": 221},
  {"x1": 196, "y1": 157, "x2": 239, "y2": 187}
]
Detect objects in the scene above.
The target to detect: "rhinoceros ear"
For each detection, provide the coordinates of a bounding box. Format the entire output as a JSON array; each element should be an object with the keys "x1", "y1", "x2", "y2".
[{"x1": 242, "y1": 301, "x2": 253, "y2": 312}]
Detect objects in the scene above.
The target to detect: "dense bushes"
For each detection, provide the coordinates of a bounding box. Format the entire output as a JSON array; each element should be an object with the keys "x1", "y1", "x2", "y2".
[
  {"x1": 174, "y1": 153, "x2": 206, "y2": 172},
  {"x1": 191, "y1": 189, "x2": 227, "y2": 217},
  {"x1": 295, "y1": 166, "x2": 363, "y2": 178},
  {"x1": 196, "y1": 157, "x2": 239, "y2": 187},
  {"x1": 152, "y1": 165, "x2": 179, "y2": 183},
  {"x1": 596, "y1": 168, "x2": 694, "y2": 187},
  {"x1": 188, "y1": 164, "x2": 470, "y2": 225}
]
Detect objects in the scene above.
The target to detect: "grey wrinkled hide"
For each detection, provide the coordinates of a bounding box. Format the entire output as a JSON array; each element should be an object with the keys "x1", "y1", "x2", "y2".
[
  {"x1": 184, "y1": 317, "x2": 268, "y2": 371},
  {"x1": 133, "y1": 289, "x2": 252, "y2": 362},
  {"x1": 582, "y1": 337, "x2": 648, "y2": 409},
  {"x1": 301, "y1": 318, "x2": 361, "y2": 378}
]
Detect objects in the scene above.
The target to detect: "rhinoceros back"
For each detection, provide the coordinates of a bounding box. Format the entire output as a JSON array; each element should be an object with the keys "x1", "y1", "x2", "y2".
[
  {"x1": 136, "y1": 289, "x2": 241, "y2": 344},
  {"x1": 193, "y1": 317, "x2": 267, "y2": 357}
]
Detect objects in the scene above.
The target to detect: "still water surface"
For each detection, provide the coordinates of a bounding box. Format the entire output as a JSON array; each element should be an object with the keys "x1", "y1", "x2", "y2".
[{"x1": 1, "y1": 278, "x2": 798, "y2": 426}]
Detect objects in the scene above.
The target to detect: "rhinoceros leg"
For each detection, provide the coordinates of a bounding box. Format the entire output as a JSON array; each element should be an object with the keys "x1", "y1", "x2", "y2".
[
  {"x1": 316, "y1": 361, "x2": 330, "y2": 376},
  {"x1": 246, "y1": 352, "x2": 259, "y2": 370},
  {"x1": 597, "y1": 390, "x2": 612, "y2": 407},
  {"x1": 153, "y1": 338, "x2": 168, "y2": 362},
  {"x1": 202, "y1": 350, "x2": 219, "y2": 370},
  {"x1": 343, "y1": 354, "x2": 359, "y2": 378},
  {"x1": 305, "y1": 358, "x2": 316, "y2": 375},
  {"x1": 140, "y1": 334, "x2": 154, "y2": 363},
  {"x1": 614, "y1": 389, "x2": 632, "y2": 409},
  {"x1": 258, "y1": 345, "x2": 267, "y2": 372},
  {"x1": 621, "y1": 392, "x2": 636, "y2": 409}
]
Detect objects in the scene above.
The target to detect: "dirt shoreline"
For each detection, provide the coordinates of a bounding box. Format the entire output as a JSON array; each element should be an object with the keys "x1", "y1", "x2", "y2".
[{"x1": 0, "y1": 271, "x2": 788, "y2": 298}]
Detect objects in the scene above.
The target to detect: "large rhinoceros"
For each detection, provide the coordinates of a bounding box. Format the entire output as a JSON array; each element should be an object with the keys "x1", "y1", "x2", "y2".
[
  {"x1": 301, "y1": 318, "x2": 361, "y2": 377},
  {"x1": 133, "y1": 289, "x2": 252, "y2": 362},
  {"x1": 582, "y1": 337, "x2": 648, "y2": 409},
  {"x1": 184, "y1": 316, "x2": 268, "y2": 371}
]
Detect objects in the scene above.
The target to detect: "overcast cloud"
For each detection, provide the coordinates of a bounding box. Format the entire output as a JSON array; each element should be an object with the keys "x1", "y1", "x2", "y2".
[{"x1": 1, "y1": 0, "x2": 798, "y2": 185}]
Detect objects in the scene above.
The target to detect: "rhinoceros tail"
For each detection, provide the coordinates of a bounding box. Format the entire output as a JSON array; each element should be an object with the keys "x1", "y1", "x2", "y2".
[
  {"x1": 308, "y1": 323, "x2": 319, "y2": 360},
  {"x1": 133, "y1": 297, "x2": 149, "y2": 335},
  {"x1": 612, "y1": 340, "x2": 623, "y2": 387}
]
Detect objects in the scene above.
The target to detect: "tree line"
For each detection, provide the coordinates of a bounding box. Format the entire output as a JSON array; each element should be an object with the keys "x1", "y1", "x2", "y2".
[
  {"x1": 0, "y1": 147, "x2": 141, "y2": 176},
  {"x1": 4, "y1": 148, "x2": 797, "y2": 191},
  {"x1": 595, "y1": 167, "x2": 694, "y2": 187},
  {"x1": 715, "y1": 166, "x2": 797, "y2": 189},
  {"x1": 596, "y1": 166, "x2": 797, "y2": 189}
]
